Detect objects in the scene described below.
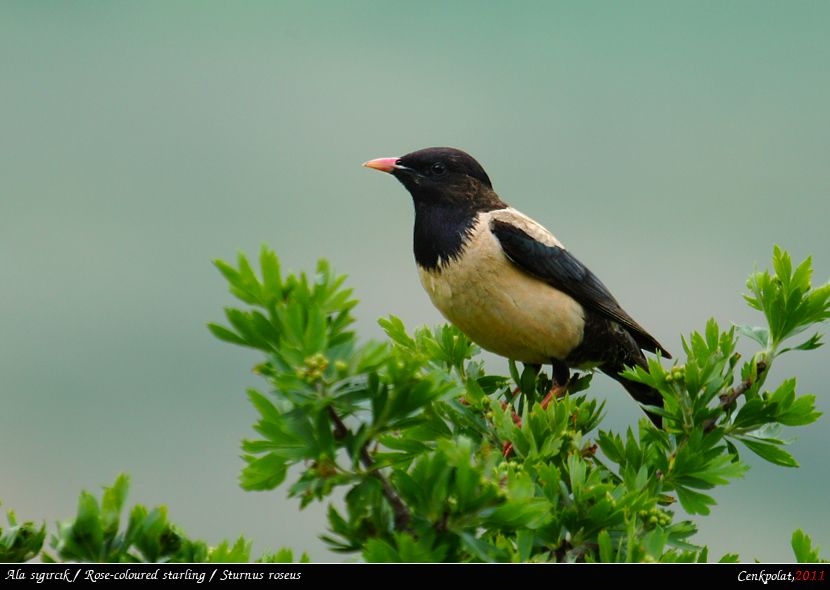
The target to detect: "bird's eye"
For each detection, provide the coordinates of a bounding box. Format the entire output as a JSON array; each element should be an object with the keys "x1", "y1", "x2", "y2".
[{"x1": 430, "y1": 162, "x2": 447, "y2": 175}]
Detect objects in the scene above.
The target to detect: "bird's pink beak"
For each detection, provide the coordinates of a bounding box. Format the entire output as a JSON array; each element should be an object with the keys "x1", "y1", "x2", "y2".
[{"x1": 362, "y1": 157, "x2": 400, "y2": 173}]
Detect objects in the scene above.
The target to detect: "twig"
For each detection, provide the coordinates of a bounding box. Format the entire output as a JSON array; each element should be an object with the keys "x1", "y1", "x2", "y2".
[
  {"x1": 326, "y1": 406, "x2": 411, "y2": 531},
  {"x1": 327, "y1": 406, "x2": 348, "y2": 439},
  {"x1": 704, "y1": 360, "x2": 768, "y2": 433}
]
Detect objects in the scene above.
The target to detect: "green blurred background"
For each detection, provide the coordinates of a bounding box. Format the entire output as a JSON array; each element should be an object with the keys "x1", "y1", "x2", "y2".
[{"x1": 2, "y1": 1, "x2": 827, "y2": 561}]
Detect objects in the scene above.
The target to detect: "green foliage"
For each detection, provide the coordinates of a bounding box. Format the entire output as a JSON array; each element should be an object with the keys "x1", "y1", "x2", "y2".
[
  {"x1": 47, "y1": 473, "x2": 274, "y2": 563},
  {"x1": 792, "y1": 529, "x2": 827, "y2": 563},
  {"x1": 203, "y1": 245, "x2": 827, "y2": 562},
  {"x1": 741, "y1": 246, "x2": 829, "y2": 357},
  {"x1": 0, "y1": 507, "x2": 46, "y2": 562},
  {"x1": 0, "y1": 474, "x2": 306, "y2": 563},
  {"x1": 2, "y1": 245, "x2": 824, "y2": 563}
]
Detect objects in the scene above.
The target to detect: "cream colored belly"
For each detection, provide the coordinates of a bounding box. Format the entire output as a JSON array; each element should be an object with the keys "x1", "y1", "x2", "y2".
[{"x1": 418, "y1": 222, "x2": 585, "y2": 364}]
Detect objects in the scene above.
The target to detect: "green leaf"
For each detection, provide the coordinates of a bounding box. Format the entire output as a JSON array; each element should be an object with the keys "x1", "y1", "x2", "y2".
[
  {"x1": 734, "y1": 324, "x2": 769, "y2": 348},
  {"x1": 377, "y1": 435, "x2": 429, "y2": 454},
  {"x1": 792, "y1": 529, "x2": 825, "y2": 563},
  {"x1": 208, "y1": 537, "x2": 252, "y2": 562},
  {"x1": 258, "y1": 547, "x2": 310, "y2": 563},
  {"x1": 642, "y1": 527, "x2": 669, "y2": 558},
  {"x1": 0, "y1": 514, "x2": 46, "y2": 562},
  {"x1": 214, "y1": 259, "x2": 259, "y2": 305},
  {"x1": 364, "y1": 538, "x2": 399, "y2": 562},
  {"x1": 694, "y1": 454, "x2": 748, "y2": 486},
  {"x1": 516, "y1": 529, "x2": 534, "y2": 562},
  {"x1": 246, "y1": 389, "x2": 283, "y2": 424},
  {"x1": 71, "y1": 491, "x2": 104, "y2": 560},
  {"x1": 240, "y1": 453, "x2": 289, "y2": 491},
  {"x1": 259, "y1": 245, "x2": 283, "y2": 297},
  {"x1": 508, "y1": 359, "x2": 521, "y2": 390},
  {"x1": 459, "y1": 533, "x2": 501, "y2": 563},
  {"x1": 379, "y1": 316, "x2": 416, "y2": 349},
  {"x1": 206, "y1": 323, "x2": 249, "y2": 347},
  {"x1": 101, "y1": 474, "x2": 129, "y2": 538},
  {"x1": 597, "y1": 529, "x2": 614, "y2": 562},
  {"x1": 237, "y1": 253, "x2": 263, "y2": 302},
  {"x1": 777, "y1": 394, "x2": 822, "y2": 427},
  {"x1": 519, "y1": 364, "x2": 538, "y2": 402},
  {"x1": 213, "y1": 259, "x2": 243, "y2": 291},
  {"x1": 731, "y1": 398, "x2": 768, "y2": 430},
  {"x1": 675, "y1": 487, "x2": 716, "y2": 516},
  {"x1": 486, "y1": 498, "x2": 551, "y2": 529},
  {"x1": 738, "y1": 437, "x2": 799, "y2": 468},
  {"x1": 779, "y1": 333, "x2": 823, "y2": 354}
]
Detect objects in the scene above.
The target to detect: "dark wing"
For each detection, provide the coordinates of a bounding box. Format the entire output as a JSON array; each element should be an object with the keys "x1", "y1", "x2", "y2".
[{"x1": 491, "y1": 219, "x2": 670, "y2": 357}]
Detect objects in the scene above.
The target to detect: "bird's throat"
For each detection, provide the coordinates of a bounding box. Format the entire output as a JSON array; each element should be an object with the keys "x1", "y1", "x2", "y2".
[{"x1": 412, "y1": 203, "x2": 477, "y2": 271}]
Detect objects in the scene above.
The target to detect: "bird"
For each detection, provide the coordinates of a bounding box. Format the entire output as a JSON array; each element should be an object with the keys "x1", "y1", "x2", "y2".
[{"x1": 363, "y1": 147, "x2": 670, "y2": 425}]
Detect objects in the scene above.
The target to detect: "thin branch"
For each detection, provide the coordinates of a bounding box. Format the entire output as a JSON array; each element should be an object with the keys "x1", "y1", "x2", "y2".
[
  {"x1": 704, "y1": 360, "x2": 768, "y2": 433},
  {"x1": 722, "y1": 360, "x2": 768, "y2": 407},
  {"x1": 327, "y1": 406, "x2": 349, "y2": 439},
  {"x1": 327, "y1": 406, "x2": 411, "y2": 531}
]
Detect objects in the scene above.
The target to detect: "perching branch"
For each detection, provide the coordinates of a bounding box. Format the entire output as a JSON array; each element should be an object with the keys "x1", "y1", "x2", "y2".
[
  {"x1": 720, "y1": 360, "x2": 768, "y2": 408},
  {"x1": 327, "y1": 406, "x2": 411, "y2": 531},
  {"x1": 704, "y1": 360, "x2": 768, "y2": 433}
]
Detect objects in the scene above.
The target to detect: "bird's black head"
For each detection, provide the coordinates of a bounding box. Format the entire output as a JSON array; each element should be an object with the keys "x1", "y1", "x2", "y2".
[
  {"x1": 364, "y1": 147, "x2": 507, "y2": 270},
  {"x1": 363, "y1": 147, "x2": 505, "y2": 212}
]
